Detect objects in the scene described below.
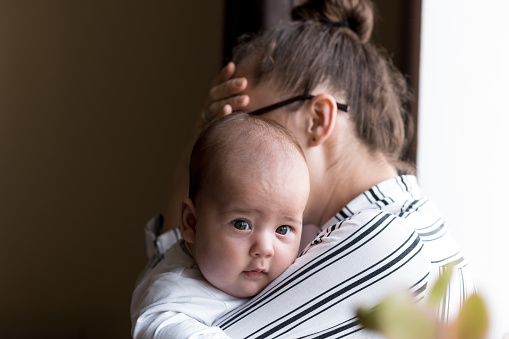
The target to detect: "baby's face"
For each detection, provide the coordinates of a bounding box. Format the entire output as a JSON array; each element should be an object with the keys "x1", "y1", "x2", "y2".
[{"x1": 191, "y1": 153, "x2": 309, "y2": 298}]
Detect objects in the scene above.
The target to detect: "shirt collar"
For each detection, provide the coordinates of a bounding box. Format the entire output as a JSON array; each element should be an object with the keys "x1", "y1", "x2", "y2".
[{"x1": 321, "y1": 175, "x2": 421, "y2": 229}]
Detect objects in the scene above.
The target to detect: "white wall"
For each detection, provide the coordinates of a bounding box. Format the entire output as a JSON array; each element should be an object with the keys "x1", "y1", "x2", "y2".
[{"x1": 418, "y1": 1, "x2": 509, "y2": 338}]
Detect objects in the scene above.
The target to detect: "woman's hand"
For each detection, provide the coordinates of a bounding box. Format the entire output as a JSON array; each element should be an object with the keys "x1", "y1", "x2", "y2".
[
  {"x1": 161, "y1": 62, "x2": 250, "y2": 234},
  {"x1": 200, "y1": 61, "x2": 249, "y2": 125}
]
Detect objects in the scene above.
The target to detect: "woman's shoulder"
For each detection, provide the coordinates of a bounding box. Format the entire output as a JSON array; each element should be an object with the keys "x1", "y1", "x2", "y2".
[
  {"x1": 327, "y1": 208, "x2": 416, "y2": 236},
  {"x1": 303, "y1": 209, "x2": 426, "y2": 258},
  {"x1": 299, "y1": 209, "x2": 431, "y2": 303}
]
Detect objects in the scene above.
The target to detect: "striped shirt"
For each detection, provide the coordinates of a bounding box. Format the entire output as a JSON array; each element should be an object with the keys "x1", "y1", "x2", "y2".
[
  {"x1": 216, "y1": 175, "x2": 473, "y2": 338},
  {"x1": 142, "y1": 175, "x2": 474, "y2": 338}
]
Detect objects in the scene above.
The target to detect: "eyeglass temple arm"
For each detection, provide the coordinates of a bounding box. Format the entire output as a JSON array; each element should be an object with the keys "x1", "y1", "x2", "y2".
[
  {"x1": 249, "y1": 94, "x2": 349, "y2": 116},
  {"x1": 303, "y1": 94, "x2": 350, "y2": 113},
  {"x1": 305, "y1": 95, "x2": 350, "y2": 113}
]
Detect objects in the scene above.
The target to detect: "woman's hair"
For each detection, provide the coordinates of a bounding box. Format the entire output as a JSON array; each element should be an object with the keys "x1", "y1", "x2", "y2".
[
  {"x1": 232, "y1": 0, "x2": 414, "y2": 173},
  {"x1": 188, "y1": 113, "x2": 305, "y2": 202}
]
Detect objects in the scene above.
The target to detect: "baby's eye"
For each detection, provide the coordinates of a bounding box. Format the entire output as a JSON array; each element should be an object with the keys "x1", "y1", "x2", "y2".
[
  {"x1": 275, "y1": 225, "x2": 292, "y2": 235},
  {"x1": 232, "y1": 220, "x2": 251, "y2": 231}
]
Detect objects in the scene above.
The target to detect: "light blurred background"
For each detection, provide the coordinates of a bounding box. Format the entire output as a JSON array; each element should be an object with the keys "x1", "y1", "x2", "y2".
[{"x1": 418, "y1": 1, "x2": 509, "y2": 338}]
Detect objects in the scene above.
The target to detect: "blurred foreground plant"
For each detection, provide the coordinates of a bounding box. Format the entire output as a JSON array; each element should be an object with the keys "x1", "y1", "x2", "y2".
[{"x1": 357, "y1": 269, "x2": 489, "y2": 339}]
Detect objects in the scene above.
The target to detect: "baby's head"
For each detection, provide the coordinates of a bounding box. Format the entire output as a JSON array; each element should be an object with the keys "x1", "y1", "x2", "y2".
[{"x1": 180, "y1": 113, "x2": 310, "y2": 298}]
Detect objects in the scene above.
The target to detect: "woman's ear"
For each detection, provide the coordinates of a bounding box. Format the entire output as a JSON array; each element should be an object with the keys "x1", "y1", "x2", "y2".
[
  {"x1": 307, "y1": 93, "x2": 337, "y2": 146},
  {"x1": 180, "y1": 197, "x2": 197, "y2": 244}
]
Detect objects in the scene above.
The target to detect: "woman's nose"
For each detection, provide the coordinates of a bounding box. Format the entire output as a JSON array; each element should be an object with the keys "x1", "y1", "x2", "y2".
[{"x1": 249, "y1": 232, "x2": 275, "y2": 258}]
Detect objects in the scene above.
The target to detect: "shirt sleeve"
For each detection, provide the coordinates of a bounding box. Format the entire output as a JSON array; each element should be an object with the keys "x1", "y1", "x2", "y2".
[
  {"x1": 214, "y1": 210, "x2": 431, "y2": 338},
  {"x1": 135, "y1": 215, "x2": 182, "y2": 286},
  {"x1": 134, "y1": 313, "x2": 231, "y2": 339},
  {"x1": 131, "y1": 270, "x2": 236, "y2": 339}
]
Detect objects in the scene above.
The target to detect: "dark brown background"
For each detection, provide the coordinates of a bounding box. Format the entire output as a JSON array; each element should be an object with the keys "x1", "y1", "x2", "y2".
[{"x1": 0, "y1": 1, "x2": 417, "y2": 338}]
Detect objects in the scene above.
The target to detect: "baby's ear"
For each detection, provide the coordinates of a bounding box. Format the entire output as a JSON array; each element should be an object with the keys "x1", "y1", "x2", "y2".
[{"x1": 180, "y1": 198, "x2": 197, "y2": 244}]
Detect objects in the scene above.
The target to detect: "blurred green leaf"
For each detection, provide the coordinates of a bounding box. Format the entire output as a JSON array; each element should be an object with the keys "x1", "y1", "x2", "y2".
[
  {"x1": 356, "y1": 265, "x2": 490, "y2": 339},
  {"x1": 428, "y1": 267, "x2": 453, "y2": 307},
  {"x1": 456, "y1": 293, "x2": 489, "y2": 339},
  {"x1": 357, "y1": 292, "x2": 435, "y2": 339}
]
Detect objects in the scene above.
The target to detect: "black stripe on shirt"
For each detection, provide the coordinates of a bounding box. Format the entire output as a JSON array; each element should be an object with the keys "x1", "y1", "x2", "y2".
[
  {"x1": 338, "y1": 210, "x2": 350, "y2": 219},
  {"x1": 363, "y1": 192, "x2": 373, "y2": 203},
  {"x1": 398, "y1": 198, "x2": 429, "y2": 218},
  {"x1": 415, "y1": 218, "x2": 443, "y2": 231},
  {"x1": 375, "y1": 184, "x2": 386, "y2": 198},
  {"x1": 411, "y1": 275, "x2": 429, "y2": 299},
  {"x1": 403, "y1": 199, "x2": 419, "y2": 214},
  {"x1": 305, "y1": 221, "x2": 345, "y2": 252},
  {"x1": 375, "y1": 184, "x2": 395, "y2": 205},
  {"x1": 399, "y1": 175, "x2": 414, "y2": 199},
  {"x1": 368, "y1": 188, "x2": 390, "y2": 207},
  {"x1": 297, "y1": 317, "x2": 362, "y2": 339},
  {"x1": 339, "y1": 206, "x2": 355, "y2": 219},
  {"x1": 431, "y1": 252, "x2": 461, "y2": 265},
  {"x1": 417, "y1": 222, "x2": 445, "y2": 237},
  {"x1": 369, "y1": 188, "x2": 381, "y2": 201}
]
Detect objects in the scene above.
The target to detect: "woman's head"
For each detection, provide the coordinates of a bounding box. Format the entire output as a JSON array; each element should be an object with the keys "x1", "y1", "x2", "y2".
[{"x1": 232, "y1": 0, "x2": 412, "y2": 173}]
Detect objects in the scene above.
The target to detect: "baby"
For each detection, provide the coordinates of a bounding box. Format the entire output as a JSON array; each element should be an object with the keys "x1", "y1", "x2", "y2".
[{"x1": 131, "y1": 113, "x2": 310, "y2": 338}]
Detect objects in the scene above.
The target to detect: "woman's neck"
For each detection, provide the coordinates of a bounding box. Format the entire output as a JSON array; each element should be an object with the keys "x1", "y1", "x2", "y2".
[{"x1": 306, "y1": 147, "x2": 398, "y2": 228}]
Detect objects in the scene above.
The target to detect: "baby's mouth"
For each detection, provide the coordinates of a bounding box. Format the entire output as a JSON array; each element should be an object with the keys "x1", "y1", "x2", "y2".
[{"x1": 242, "y1": 269, "x2": 267, "y2": 279}]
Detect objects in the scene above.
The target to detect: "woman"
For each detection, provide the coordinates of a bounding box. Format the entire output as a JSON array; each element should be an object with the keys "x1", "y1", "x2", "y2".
[{"x1": 140, "y1": 0, "x2": 474, "y2": 337}]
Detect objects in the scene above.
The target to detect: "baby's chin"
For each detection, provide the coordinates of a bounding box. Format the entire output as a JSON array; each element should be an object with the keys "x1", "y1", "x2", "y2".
[{"x1": 222, "y1": 283, "x2": 268, "y2": 299}]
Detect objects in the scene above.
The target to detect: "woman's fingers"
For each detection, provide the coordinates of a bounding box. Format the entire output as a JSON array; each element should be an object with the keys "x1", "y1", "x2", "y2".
[
  {"x1": 202, "y1": 62, "x2": 250, "y2": 123},
  {"x1": 208, "y1": 62, "x2": 246, "y2": 103},
  {"x1": 208, "y1": 94, "x2": 250, "y2": 117},
  {"x1": 208, "y1": 77, "x2": 248, "y2": 104},
  {"x1": 211, "y1": 61, "x2": 236, "y2": 86}
]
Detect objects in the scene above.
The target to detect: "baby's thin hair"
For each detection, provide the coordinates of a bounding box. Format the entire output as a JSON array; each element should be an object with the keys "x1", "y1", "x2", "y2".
[{"x1": 188, "y1": 113, "x2": 305, "y2": 202}]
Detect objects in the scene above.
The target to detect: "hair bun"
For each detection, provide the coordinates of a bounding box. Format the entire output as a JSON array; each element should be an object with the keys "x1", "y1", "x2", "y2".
[{"x1": 291, "y1": 0, "x2": 374, "y2": 43}]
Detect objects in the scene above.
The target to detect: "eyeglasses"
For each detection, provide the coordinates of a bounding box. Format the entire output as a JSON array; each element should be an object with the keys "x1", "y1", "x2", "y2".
[{"x1": 247, "y1": 94, "x2": 349, "y2": 116}]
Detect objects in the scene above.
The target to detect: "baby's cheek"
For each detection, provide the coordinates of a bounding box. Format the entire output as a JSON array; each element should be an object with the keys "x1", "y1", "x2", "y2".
[
  {"x1": 273, "y1": 253, "x2": 296, "y2": 278},
  {"x1": 199, "y1": 261, "x2": 232, "y2": 290}
]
